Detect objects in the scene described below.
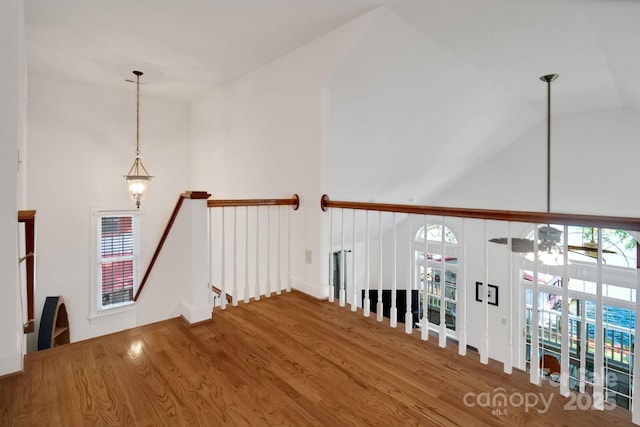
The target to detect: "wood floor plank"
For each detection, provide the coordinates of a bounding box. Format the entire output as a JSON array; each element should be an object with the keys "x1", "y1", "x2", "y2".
[
  {"x1": 0, "y1": 290, "x2": 634, "y2": 426},
  {"x1": 231, "y1": 301, "x2": 455, "y2": 423}
]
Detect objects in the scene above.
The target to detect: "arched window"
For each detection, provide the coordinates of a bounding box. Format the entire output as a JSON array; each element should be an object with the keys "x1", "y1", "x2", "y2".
[{"x1": 414, "y1": 224, "x2": 459, "y2": 336}]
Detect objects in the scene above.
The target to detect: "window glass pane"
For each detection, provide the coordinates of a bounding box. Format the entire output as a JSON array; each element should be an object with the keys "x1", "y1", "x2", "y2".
[
  {"x1": 98, "y1": 214, "x2": 137, "y2": 309},
  {"x1": 418, "y1": 225, "x2": 458, "y2": 244},
  {"x1": 101, "y1": 216, "x2": 134, "y2": 258},
  {"x1": 605, "y1": 284, "x2": 634, "y2": 302},
  {"x1": 101, "y1": 260, "x2": 134, "y2": 306}
]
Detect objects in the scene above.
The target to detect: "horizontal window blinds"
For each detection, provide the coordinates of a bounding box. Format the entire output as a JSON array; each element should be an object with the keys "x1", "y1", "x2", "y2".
[{"x1": 99, "y1": 215, "x2": 138, "y2": 307}]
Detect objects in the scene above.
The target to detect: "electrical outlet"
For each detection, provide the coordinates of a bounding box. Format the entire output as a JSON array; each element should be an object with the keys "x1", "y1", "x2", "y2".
[{"x1": 305, "y1": 250, "x2": 312, "y2": 264}]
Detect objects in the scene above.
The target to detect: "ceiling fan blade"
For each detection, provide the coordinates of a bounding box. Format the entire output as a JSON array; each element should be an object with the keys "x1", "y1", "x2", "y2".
[
  {"x1": 489, "y1": 238, "x2": 535, "y2": 253},
  {"x1": 568, "y1": 248, "x2": 597, "y2": 259},
  {"x1": 567, "y1": 245, "x2": 616, "y2": 254}
]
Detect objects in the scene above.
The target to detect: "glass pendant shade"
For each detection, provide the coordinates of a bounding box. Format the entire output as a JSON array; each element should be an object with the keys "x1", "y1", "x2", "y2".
[{"x1": 125, "y1": 157, "x2": 152, "y2": 209}]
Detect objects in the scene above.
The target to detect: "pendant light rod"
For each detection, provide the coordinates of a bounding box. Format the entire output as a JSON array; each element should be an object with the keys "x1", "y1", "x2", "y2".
[
  {"x1": 133, "y1": 70, "x2": 143, "y2": 156},
  {"x1": 540, "y1": 73, "x2": 558, "y2": 214}
]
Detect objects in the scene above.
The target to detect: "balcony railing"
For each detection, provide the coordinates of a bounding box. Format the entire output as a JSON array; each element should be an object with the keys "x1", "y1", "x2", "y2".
[{"x1": 320, "y1": 194, "x2": 640, "y2": 417}]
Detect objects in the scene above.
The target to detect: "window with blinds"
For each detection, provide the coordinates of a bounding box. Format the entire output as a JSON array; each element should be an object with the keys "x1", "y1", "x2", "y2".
[{"x1": 98, "y1": 214, "x2": 139, "y2": 309}]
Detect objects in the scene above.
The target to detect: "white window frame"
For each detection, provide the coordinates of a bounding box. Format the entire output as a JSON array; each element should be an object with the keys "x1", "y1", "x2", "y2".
[
  {"x1": 518, "y1": 225, "x2": 637, "y2": 410},
  {"x1": 90, "y1": 209, "x2": 140, "y2": 320},
  {"x1": 414, "y1": 223, "x2": 460, "y2": 338}
]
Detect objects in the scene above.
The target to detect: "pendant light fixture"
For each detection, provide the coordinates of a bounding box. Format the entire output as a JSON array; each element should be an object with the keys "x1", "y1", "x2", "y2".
[{"x1": 124, "y1": 70, "x2": 153, "y2": 209}]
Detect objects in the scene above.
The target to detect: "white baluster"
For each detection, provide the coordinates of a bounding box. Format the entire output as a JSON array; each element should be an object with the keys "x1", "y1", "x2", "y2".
[
  {"x1": 421, "y1": 215, "x2": 428, "y2": 341},
  {"x1": 220, "y1": 207, "x2": 227, "y2": 310},
  {"x1": 363, "y1": 211, "x2": 370, "y2": 317},
  {"x1": 277, "y1": 206, "x2": 282, "y2": 295},
  {"x1": 244, "y1": 206, "x2": 250, "y2": 304},
  {"x1": 405, "y1": 214, "x2": 413, "y2": 334},
  {"x1": 457, "y1": 218, "x2": 466, "y2": 354},
  {"x1": 594, "y1": 228, "x2": 604, "y2": 410},
  {"x1": 339, "y1": 208, "x2": 345, "y2": 307},
  {"x1": 390, "y1": 212, "x2": 397, "y2": 328},
  {"x1": 232, "y1": 207, "x2": 238, "y2": 307},
  {"x1": 530, "y1": 226, "x2": 540, "y2": 383},
  {"x1": 579, "y1": 291, "x2": 587, "y2": 393},
  {"x1": 504, "y1": 223, "x2": 513, "y2": 373},
  {"x1": 439, "y1": 217, "x2": 446, "y2": 348},
  {"x1": 351, "y1": 209, "x2": 357, "y2": 312},
  {"x1": 377, "y1": 212, "x2": 383, "y2": 322},
  {"x1": 266, "y1": 206, "x2": 271, "y2": 298},
  {"x1": 208, "y1": 207, "x2": 212, "y2": 306},
  {"x1": 255, "y1": 206, "x2": 260, "y2": 301},
  {"x1": 287, "y1": 205, "x2": 291, "y2": 293},
  {"x1": 481, "y1": 220, "x2": 489, "y2": 363},
  {"x1": 560, "y1": 224, "x2": 569, "y2": 395},
  {"x1": 329, "y1": 208, "x2": 334, "y2": 303}
]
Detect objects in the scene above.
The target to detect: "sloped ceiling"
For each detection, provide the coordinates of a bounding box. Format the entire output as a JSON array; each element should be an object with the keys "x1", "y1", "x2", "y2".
[
  {"x1": 25, "y1": 0, "x2": 381, "y2": 102},
  {"x1": 25, "y1": 0, "x2": 640, "y2": 207},
  {"x1": 25, "y1": 0, "x2": 640, "y2": 111},
  {"x1": 323, "y1": 8, "x2": 543, "y2": 203}
]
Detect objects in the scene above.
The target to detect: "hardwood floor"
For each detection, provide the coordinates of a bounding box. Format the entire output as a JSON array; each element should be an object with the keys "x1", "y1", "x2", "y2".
[{"x1": 0, "y1": 291, "x2": 634, "y2": 426}]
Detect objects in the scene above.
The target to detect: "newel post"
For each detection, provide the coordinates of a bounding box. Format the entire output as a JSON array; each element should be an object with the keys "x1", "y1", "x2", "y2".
[{"x1": 179, "y1": 191, "x2": 212, "y2": 324}]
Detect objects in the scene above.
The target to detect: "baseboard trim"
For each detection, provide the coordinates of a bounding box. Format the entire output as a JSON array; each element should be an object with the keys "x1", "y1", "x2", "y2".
[
  {"x1": 0, "y1": 351, "x2": 23, "y2": 377},
  {"x1": 179, "y1": 300, "x2": 212, "y2": 325},
  {"x1": 290, "y1": 277, "x2": 328, "y2": 300},
  {"x1": 180, "y1": 314, "x2": 213, "y2": 327}
]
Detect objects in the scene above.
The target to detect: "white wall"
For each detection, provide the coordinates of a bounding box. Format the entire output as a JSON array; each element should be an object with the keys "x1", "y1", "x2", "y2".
[
  {"x1": 26, "y1": 74, "x2": 194, "y2": 347},
  {"x1": 0, "y1": 0, "x2": 25, "y2": 376},
  {"x1": 189, "y1": 8, "x2": 386, "y2": 299}
]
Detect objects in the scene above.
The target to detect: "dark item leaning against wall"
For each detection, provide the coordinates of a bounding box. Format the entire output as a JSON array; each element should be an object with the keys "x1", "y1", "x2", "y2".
[{"x1": 37, "y1": 296, "x2": 70, "y2": 350}]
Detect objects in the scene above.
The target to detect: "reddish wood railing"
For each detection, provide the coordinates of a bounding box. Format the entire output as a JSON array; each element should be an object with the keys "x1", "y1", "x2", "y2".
[
  {"x1": 134, "y1": 191, "x2": 211, "y2": 302},
  {"x1": 208, "y1": 194, "x2": 300, "y2": 210},
  {"x1": 320, "y1": 195, "x2": 640, "y2": 231},
  {"x1": 18, "y1": 210, "x2": 36, "y2": 333}
]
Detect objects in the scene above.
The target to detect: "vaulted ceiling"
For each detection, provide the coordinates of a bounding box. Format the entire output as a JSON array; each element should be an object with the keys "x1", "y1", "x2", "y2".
[{"x1": 25, "y1": 0, "x2": 640, "y2": 114}]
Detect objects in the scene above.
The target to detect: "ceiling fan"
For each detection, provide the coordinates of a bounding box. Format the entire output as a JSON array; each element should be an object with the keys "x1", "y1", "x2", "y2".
[
  {"x1": 489, "y1": 226, "x2": 615, "y2": 259},
  {"x1": 488, "y1": 74, "x2": 614, "y2": 262}
]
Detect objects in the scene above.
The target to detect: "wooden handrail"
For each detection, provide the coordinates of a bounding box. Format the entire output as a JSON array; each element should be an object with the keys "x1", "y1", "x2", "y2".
[
  {"x1": 18, "y1": 210, "x2": 36, "y2": 333},
  {"x1": 134, "y1": 191, "x2": 211, "y2": 302},
  {"x1": 208, "y1": 194, "x2": 300, "y2": 210},
  {"x1": 320, "y1": 195, "x2": 640, "y2": 231}
]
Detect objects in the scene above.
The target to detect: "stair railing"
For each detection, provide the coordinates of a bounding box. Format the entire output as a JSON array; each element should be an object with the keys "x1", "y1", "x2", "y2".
[{"x1": 208, "y1": 195, "x2": 299, "y2": 308}]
